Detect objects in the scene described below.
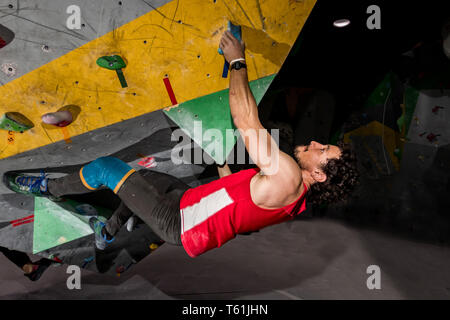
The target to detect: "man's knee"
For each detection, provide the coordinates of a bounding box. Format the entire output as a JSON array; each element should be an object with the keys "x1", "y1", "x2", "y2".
[{"x1": 80, "y1": 157, "x2": 135, "y2": 193}]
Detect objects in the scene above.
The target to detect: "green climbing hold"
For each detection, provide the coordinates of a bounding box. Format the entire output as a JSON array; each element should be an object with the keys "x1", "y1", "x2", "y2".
[
  {"x1": 0, "y1": 112, "x2": 34, "y2": 132},
  {"x1": 96, "y1": 55, "x2": 126, "y2": 70},
  {"x1": 96, "y1": 55, "x2": 128, "y2": 88}
]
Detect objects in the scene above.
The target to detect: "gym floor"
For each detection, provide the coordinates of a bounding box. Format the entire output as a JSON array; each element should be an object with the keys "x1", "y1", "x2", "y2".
[{"x1": 1, "y1": 216, "x2": 450, "y2": 299}]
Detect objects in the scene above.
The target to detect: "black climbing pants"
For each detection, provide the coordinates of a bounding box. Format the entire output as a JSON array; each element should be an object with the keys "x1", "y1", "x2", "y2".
[{"x1": 47, "y1": 169, "x2": 190, "y2": 246}]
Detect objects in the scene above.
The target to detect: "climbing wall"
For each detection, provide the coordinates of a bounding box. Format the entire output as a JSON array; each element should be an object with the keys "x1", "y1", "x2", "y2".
[
  {"x1": 0, "y1": 0, "x2": 316, "y2": 161},
  {"x1": 0, "y1": 0, "x2": 316, "y2": 273}
]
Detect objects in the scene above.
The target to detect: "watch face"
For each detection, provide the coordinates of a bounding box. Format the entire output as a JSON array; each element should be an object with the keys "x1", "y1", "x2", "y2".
[{"x1": 233, "y1": 61, "x2": 247, "y2": 70}]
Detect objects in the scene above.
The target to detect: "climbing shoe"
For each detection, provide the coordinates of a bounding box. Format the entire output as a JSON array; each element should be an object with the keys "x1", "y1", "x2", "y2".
[
  {"x1": 4, "y1": 171, "x2": 52, "y2": 197},
  {"x1": 89, "y1": 217, "x2": 114, "y2": 250}
]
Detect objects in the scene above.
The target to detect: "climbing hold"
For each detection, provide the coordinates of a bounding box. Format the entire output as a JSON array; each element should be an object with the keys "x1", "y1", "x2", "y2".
[
  {"x1": 138, "y1": 156, "x2": 157, "y2": 169},
  {"x1": 218, "y1": 21, "x2": 241, "y2": 55},
  {"x1": 116, "y1": 265, "x2": 125, "y2": 274},
  {"x1": 426, "y1": 133, "x2": 440, "y2": 143},
  {"x1": 0, "y1": 24, "x2": 14, "y2": 49},
  {"x1": 96, "y1": 55, "x2": 128, "y2": 88},
  {"x1": 222, "y1": 60, "x2": 230, "y2": 77},
  {"x1": 149, "y1": 243, "x2": 159, "y2": 250},
  {"x1": 41, "y1": 110, "x2": 73, "y2": 127},
  {"x1": 0, "y1": 112, "x2": 34, "y2": 132},
  {"x1": 432, "y1": 106, "x2": 444, "y2": 114},
  {"x1": 219, "y1": 21, "x2": 241, "y2": 78},
  {"x1": 75, "y1": 204, "x2": 98, "y2": 216},
  {"x1": 96, "y1": 53, "x2": 125, "y2": 67}
]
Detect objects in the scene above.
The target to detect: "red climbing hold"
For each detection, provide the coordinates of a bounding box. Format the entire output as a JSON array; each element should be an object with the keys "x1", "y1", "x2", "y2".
[
  {"x1": 426, "y1": 133, "x2": 440, "y2": 143},
  {"x1": 138, "y1": 156, "x2": 157, "y2": 169},
  {"x1": 432, "y1": 106, "x2": 444, "y2": 114}
]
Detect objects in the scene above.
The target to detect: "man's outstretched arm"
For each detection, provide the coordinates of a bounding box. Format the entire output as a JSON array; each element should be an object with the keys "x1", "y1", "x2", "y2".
[{"x1": 219, "y1": 31, "x2": 302, "y2": 197}]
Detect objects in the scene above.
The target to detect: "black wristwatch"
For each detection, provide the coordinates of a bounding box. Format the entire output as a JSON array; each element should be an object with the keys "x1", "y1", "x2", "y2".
[{"x1": 230, "y1": 61, "x2": 247, "y2": 71}]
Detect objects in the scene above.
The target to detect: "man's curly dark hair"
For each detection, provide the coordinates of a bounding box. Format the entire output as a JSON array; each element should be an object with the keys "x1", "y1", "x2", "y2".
[{"x1": 306, "y1": 140, "x2": 359, "y2": 205}]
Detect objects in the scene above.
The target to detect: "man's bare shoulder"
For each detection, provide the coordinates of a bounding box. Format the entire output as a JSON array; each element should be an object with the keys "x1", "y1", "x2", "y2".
[{"x1": 251, "y1": 152, "x2": 304, "y2": 209}]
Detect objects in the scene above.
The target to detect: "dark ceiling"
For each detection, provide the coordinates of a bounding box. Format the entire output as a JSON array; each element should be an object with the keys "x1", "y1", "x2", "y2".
[{"x1": 280, "y1": 0, "x2": 449, "y2": 90}]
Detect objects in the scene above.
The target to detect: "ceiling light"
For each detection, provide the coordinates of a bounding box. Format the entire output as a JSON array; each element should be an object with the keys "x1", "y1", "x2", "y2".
[{"x1": 333, "y1": 19, "x2": 351, "y2": 28}]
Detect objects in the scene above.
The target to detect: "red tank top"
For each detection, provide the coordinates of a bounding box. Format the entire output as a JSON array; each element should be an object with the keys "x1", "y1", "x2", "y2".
[{"x1": 179, "y1": 168, "x2": 308, "y2": 257}]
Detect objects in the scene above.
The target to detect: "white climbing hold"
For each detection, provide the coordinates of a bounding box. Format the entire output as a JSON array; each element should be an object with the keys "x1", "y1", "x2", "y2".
[{"x1": 41, "y1": 110, "x2": 73, "y2": 127}]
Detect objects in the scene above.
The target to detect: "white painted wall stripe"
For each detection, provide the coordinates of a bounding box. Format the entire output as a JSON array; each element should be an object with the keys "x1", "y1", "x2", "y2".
[{"x1": 181, "y1": 188, "x2": 234, "y2": 234}]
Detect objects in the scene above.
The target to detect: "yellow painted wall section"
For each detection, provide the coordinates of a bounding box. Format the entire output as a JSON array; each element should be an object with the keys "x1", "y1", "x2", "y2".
[{"x1": 0, "y1": 0, "x2": 316, "y2": 159}]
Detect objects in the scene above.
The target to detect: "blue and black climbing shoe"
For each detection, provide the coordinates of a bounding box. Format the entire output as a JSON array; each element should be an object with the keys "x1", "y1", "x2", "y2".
[
  {"x1": 3, "y1": 171, "x2": 52, "y2": 198},
  {"x1": 3, "y1": 171, "x2": 62, "y2": 201}
]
